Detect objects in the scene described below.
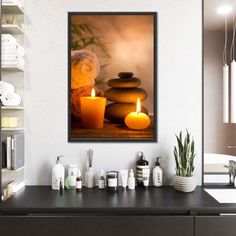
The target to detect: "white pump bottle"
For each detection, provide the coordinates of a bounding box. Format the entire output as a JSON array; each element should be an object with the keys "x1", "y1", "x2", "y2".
[{"x1": 52, "y1": 155, "x2": 65, "y2": 190}]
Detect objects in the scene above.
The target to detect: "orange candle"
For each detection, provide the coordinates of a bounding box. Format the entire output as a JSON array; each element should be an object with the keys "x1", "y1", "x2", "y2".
[
  {"x1": 80, "y1": 88, "x2": 106, "y2": 128},
  {"x1": 125, "y1": 98, "x2": 151, "y2": 130}
]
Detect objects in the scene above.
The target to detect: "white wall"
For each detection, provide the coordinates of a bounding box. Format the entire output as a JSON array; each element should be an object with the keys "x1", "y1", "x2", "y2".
[{"x1": 24, "y1": 0, "x2": 202, "y2": 185}]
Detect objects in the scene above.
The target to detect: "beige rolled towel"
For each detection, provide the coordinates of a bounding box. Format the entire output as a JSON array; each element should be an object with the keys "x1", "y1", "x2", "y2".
[{"x1": 71, "y1": 50, "x2": 100, "y2": 89}]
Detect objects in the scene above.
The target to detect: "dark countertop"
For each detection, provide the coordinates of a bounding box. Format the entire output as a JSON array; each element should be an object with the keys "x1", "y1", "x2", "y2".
[{"x1": 0, "y1": 186, "x2": 236, "y2": 215}]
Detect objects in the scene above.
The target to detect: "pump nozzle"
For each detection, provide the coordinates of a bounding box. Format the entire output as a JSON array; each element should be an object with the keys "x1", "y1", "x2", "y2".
[
  {"x1": 56, "y1": 155, "x2": 64, "y2": 163},
  {"x1": 138, "y1": 151, "x2": 144, "y2": 159},
  {"x1": 156, "y1": 157, "x2": 161, "y2": 166}
]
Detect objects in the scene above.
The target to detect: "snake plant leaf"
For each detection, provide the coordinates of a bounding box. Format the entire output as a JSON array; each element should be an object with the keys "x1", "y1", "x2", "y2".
[{"x1": 174, "y1": 130, "x2": 196, "y2": 177}]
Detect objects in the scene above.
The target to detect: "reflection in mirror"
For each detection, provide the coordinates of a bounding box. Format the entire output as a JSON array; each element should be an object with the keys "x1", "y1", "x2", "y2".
[{"x1": 204, "y1": 0, "x2": 236, "y2": 185}]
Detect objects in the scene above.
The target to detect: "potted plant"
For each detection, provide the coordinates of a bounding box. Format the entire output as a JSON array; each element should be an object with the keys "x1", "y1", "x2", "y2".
[{"x1": 173, "y1": 130, "x2": 197, "y2": 192}]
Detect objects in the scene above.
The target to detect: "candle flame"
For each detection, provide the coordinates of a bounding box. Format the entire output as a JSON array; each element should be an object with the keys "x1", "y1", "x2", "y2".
[
  {"x1": 91, "y1": 88, "x2": 96, "y2": 98},
  {"x1": 136, "y1": 98, "x2": 141, "y2": 113}
]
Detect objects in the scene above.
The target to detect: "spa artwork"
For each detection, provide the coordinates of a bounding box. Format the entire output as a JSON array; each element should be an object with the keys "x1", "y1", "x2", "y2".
[{"x1": 68, "y1": 12, "x2": 157, "y2": 142}]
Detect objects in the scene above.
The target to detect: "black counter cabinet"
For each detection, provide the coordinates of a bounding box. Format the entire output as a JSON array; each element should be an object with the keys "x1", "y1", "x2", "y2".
[{"x1": 0, "y1": 186, "x2": 236, "y2": 236}]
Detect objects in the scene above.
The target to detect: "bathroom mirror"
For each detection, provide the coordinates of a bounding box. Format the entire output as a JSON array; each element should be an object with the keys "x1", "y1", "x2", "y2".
[{"x1": 204, "y1": 0, "x2": 236, "y2": 185}]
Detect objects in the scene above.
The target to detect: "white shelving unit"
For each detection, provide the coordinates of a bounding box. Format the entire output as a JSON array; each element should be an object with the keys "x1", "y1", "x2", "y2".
[
  {"x1": 2, "y1": 2, "x2": 24, "y2": 14},
  {"x1": 1, "y1": 0, "x2": 25, "y2": 198},
  {"x1": 2, "y1": 24, "x2": 24, "y2": 34},
  {"x1": 2, "y1": 127, "x2": 24, "y2": 131},
  {"x1": 2, "y1": 65, "x2": 24, "y2": 71},
  {"x1": 2, "y1": 106, "x2": 24, "y2": 110}
]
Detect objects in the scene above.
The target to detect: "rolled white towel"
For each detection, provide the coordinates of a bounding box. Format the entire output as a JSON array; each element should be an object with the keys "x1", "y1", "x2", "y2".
[
  {"x1": 0, "y1": 92, "x2": 21, "y2": 106},
  {"x1": 0, "y1": 81, "x2": 14, "y2": 95}
]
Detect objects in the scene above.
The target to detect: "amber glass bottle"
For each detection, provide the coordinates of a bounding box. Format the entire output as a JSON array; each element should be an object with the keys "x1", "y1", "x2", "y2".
[{"x1": 76, "y1": 170, "x2": 82, "y2": 192}]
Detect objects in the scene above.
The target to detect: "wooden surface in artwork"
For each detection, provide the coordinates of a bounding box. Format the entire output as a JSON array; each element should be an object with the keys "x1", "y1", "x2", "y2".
[{"x1": 71, "y1": 120, "x2": 155, "y2": 141}]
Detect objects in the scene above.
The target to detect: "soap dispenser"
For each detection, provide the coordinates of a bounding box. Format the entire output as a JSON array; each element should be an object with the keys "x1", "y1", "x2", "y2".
[
  {"x1": 136, "y1": 151, "x2": 149, "y2": 188},
  {"x1": 52, "y1": 155, "x2": 65, "y2": 190},
  {"x1": 153, "y1": 157, "x2": 163, "y2": 187}
]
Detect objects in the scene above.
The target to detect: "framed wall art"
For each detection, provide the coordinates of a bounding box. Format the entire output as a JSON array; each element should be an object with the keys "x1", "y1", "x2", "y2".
[{"x1": 68, "y1": 12, "x2": 157, "y2": 142}]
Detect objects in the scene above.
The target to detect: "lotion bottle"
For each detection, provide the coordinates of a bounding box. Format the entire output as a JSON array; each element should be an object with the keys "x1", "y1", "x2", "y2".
[
  {"x1": 76, "y1": 170, "x2": 83, "y2": 192},
  {"x1": 52, "y1": 156, "x2": 65, "y2": 190},
  {"x1": 128, "y1": 169, "x2": 135, "y2": 190},
  {"x1": 98, "y1": 170, "x2": 105, "y2": 189},
  {"x1": 153, "y1": 157, "x2": 163, "y2": 187},
  {"x1": 136, "y1": 151, "x2": 149, "y2": 188}
]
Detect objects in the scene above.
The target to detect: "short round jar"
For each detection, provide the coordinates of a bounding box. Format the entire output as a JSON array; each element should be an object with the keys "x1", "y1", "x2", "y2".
[{"x1": 106, "y1": 171, "x2": 119, "y2": 193}]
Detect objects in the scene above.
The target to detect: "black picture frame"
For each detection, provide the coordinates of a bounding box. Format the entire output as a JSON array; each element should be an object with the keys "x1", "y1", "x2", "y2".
[{"x1": 68, "y1": 12, "x2": 158, "y2": 143}]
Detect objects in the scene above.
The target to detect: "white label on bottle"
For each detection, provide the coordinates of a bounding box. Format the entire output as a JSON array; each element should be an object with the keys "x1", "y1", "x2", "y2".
[
  {"x1": 76, "y1": 180, "x2": 82, "y2": 189},
  {"x1": 154, "y1": 172, "x2": 162, "y2": 186},
  {"x1": 52, "y1": 178, "x2": 60, "y2": 190},
  {"x1": 136, "y1": 165, "x2": 149, "y2": 182},
  {"x1": 99, "y1": 180, "x2": 105, "y2": 189},
  {"x1": 108, "y1": 178, "x2": 117, "y2": 187}
]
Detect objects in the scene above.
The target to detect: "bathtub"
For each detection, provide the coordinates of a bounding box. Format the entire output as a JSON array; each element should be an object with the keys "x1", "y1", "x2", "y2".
[{"x1": 204, "y1": 153, "x2": 236, "y2": 184}]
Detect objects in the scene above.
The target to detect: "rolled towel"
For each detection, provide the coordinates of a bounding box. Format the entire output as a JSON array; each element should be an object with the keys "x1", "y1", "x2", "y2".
[
  {"x1": 71, "y1": 50, "x2": 100, "y2": 89},
  {"x1": 0, "y1": 92, "x2": 21, "y2": 106},
  {"x1": 0, "y1": 81, "x2": 14, "y2": 95}
]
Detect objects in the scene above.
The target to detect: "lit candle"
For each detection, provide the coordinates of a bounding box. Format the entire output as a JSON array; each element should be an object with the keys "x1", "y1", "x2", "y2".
[
  {"x1": 124, "y1": 98, "x2": 151, "y2": 130},
  {"x1": 80, "y1": 88, "x2": 106, "y2": 128}
]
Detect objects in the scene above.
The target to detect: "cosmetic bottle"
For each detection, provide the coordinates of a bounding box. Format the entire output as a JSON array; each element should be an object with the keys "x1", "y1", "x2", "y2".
[
  {"x1": 106, "y1": 171, "x2": 119, "y2": 193},
  {"x1": 65, "y1": 167, "x2": 77, "y2": 189},
  {"x1": 128, "y1": 169, "x2": 135, "y2": 190},
  {"x1": 52, "y1": 155, "x2": 65, "y2": 190},
  {"x1": 136, "y1": 152, "x2": 149, "y2": 188},
  {"x1": 76, "y1": 170, "x2": 82, "y2": 192},
  {"x1": 153, "y1": 157, "x2": 163, "y2": 187},
  {"x1": 85, "y1": 149, "x2": 95, "y2": 188},
  {"x1": 120, "y1": 169, "x2": 128, "y2": 190},
  {"x1": 99, "y1": 170, "x2": 105, "y2": 189}
]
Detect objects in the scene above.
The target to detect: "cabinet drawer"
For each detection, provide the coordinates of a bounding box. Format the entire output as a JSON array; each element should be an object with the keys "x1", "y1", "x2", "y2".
[
  {"x1": 0, "y1": 216, "x2": 194, "y2": 236},
  {"x1": 195, "y1": 216, "x2": 236, "y2": 236}
]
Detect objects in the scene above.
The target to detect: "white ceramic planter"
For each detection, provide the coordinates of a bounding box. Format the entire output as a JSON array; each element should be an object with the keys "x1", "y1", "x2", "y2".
[{"x1": 172, "y1": 175, "x2": 197, "y2": 193}]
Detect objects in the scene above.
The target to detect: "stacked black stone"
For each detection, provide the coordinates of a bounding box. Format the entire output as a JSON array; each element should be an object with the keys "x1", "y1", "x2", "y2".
[{"x1": 105, "y1": 72, "x2": 148, "y2": 123}]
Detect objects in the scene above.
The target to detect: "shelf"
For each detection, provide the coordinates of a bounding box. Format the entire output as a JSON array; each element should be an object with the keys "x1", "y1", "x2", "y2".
[
  {"x1": 2, "y1": 2, "x2": 24, "y2": 14},
  {"x1": 2, "y1": 166, "x2": 24, "y2": 174},
  {"x1": 2, "y1": 127, "x2": 24, "y2": 131},
  {"x1": 2, "y1": 24, "x2": 24, "y2": 34},
  {"x1": 2, "y1": 65, "x2": 24, "y2": 71},
  {"x1": 1, "y1": 106, "x2": 24, "y2": 110}
]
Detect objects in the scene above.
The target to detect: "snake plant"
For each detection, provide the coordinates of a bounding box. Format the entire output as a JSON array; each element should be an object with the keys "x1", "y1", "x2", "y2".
[{"x1": 174, "y1": 130, "x2": 196, "y2": 177}]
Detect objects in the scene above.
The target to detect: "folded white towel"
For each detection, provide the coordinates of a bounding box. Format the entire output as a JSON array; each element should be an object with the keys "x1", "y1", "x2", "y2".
[
  {"x1": 1, "y1": 34, "x2": 17, "y2": 44},
  {"x1": 1, "y1": 45, "x2": 25, "y2": 57},
  {"x1": 2, "y1": 0, "x2": 18, "y2": 3},
  {"x1": 2, "y1": 44, "x2": 18, "y2": 49},
  {"x1": 0, "y1": 92, "x2": 21, "y2": 106},
  {"x1": 2, "y1": 55, "x2": 18, "y2": 61},
  {"x1": 0, "y1": 81, "x2": 15, "y2": 95}
]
